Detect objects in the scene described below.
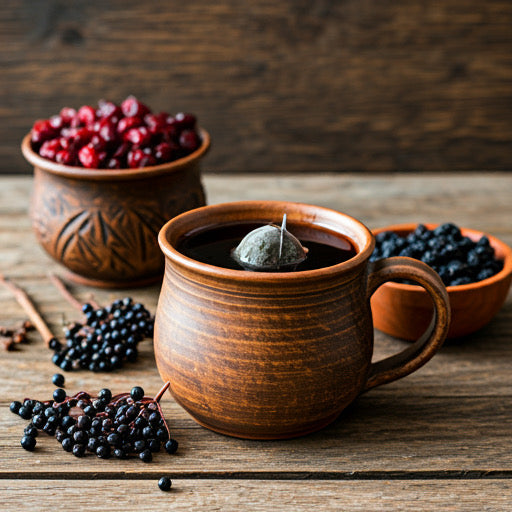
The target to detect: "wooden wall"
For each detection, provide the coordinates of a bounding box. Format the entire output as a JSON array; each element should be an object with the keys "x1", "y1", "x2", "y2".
[{"x1": 1, "y1": 0, "x2": 511, "y2": 173}]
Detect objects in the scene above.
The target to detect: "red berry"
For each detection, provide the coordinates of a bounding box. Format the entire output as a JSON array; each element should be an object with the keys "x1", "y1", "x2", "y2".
[
  {"x1": 59, "y1": 107, "x2": 77, "y2": 125},
  {"x1": 49, "y1": 115, "x2": 63, "y2": 130},
  {"x1": 78, "y1": 144, "x2": 100, "y2": 168},
  {"x1": 90, "y1": 134, "x2": 108, "y2": 152},
  {"x1": 72, "y1": 128, "x2": 93, "y2": 148},
  {"x1": 127, "y1": 149, "x2": 145, "y2": 168},
  {"x1": 144, "y1": 113, "x2": 166, "y2": 134},
  {"x1": 97, "y1": 100, "x2": 122, "y2": 120},
  {"x1": 39, "y1": 138, "x2": 62, "y2": 160},
  {"x1": 77, "y1": 105, "x2": 96, "y2": 126},
  {"x1": 121, "y1": 96, "x2": 150, "y2": 118},
  {"x1": 124, "y1": 126, "x2": 151, "y2": 146},
  {"x1": 155, "y1": 142, "x2": 178, "y2": 162},
  {"x1": 117, "y1": 116, "x2": 143, "y2": 134},
  {"x1": 98, "y1": 118, "x2": 118, "y2": 143},
  {"x1": 179, "y1": 130, "x2": 200, "y2": 152},
  {"x1": 174, "y1": 112, "x2": 196, "y2": 130},
  {"x1": 31, "y1": 120, "x2": 58, "y2": 144},
  {"x1": 55, "y1": 150, "x2": 75, "y2": 165}
]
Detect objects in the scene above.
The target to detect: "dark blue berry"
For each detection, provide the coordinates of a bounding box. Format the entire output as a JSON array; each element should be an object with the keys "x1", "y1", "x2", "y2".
[
  {"x1": 62, "y1": 437, "x2": 73, "y2": 452},
  {"x1": 10, "y1": 401, "x2": 21, "y2": 415},
  {"x1": 18, "y1": 406, "x2": 32, "y2": 420},
  {"x1": 165, "y1": 438, "x2": 178, "y2": 454},
  {"x1": 158, "y1": 476, "x2": 172, "y2": 491},
  {"x1": 72, "y1": 443, "x2": 86, "y2": 457},
  {"x1": 53, "y1": 388, "x2": 66, "y2": 403},
  {"x1": 21, "y1": 435, "x2": 36, "y2": 451},
  {"x1": 96, "y1": 444, "x2": 111, "y2": 459},
  {"x1": 130, "y1": 386, "x2": 144, "y2": 401},
  {"x1": 139, "y1": 449, "x2": 152, "y2": 462},
  {"x1": 49, "y1": 338, "x2": 62, "y2": 351},
  {"x1": 52, "y1": 373, "x2": 65, "y2": 387},
  {"x1": 98, "y1": 388, "x2": 112, "y2": 402},
  {"x1": 24, "y1": 425, "x2": 38, "y2": 437}
]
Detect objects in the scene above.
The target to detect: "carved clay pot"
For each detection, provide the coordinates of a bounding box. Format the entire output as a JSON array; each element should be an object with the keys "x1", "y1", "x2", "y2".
[
  {"x1": 155, "y1": 201, "x2": 451, "y2": 439},
  {"x1": 21, "y1": 130, "x2": 209, "y2": 288}
]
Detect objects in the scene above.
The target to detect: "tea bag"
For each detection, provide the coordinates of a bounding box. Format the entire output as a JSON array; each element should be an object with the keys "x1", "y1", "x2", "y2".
[{"x1": 231, "y1": 214, "x2": 308, "y2": 271}]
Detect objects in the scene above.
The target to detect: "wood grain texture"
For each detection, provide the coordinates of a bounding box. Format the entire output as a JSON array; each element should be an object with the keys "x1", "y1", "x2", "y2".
[
  {"x1": 1, "y1": 480, "x2": 512, "y2": 512},
  {"x1": 0, "y1": 174, "x2": 511, "y2": 508},
  {"x1": 1, "y1": 1, "x2": 512, "y2": 174}
]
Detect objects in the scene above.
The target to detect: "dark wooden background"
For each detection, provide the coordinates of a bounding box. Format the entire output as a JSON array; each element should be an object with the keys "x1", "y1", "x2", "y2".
[{"x1": 1, "y1": 0, "x2": 511, "y2": 173}]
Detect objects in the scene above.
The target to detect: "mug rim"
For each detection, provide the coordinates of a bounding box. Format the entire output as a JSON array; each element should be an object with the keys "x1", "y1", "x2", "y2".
[{"x1": 158, "y1": 200, "x2": 375, "y2": 282}]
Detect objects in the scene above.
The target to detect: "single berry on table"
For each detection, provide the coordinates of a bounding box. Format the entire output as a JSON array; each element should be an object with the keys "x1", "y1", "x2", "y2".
[
  {"x1": 21, "y1": 435, "x2": 36, "y2": 451},
  {"x1": 52, "y1": 373, "x2": 65, "y2": 387},
  {"x1": 158, "y1": 476, "x2": 172, "y2": 492}
]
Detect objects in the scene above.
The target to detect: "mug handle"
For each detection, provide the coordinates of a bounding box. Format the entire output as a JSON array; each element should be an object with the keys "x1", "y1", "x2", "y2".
[{"x1": 363, "y1": 256, "x2": 451, "y2": 392}]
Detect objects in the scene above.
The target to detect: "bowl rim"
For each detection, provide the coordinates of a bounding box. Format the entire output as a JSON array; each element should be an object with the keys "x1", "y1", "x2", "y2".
[
  {"x1": 372, "y1": 223, "x2": 512, "y2": 293},
  {"x1": 21, "y1": 128, "x2": 210, "y2": 181},
  {"x1": 158, "y1": 200, "x2": 376, "y2": 283}
]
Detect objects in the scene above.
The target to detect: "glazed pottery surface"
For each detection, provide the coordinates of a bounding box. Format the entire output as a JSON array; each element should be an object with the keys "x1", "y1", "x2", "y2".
[
  {"x1": 22, "y1": 130, "x2": 209, "y2": 288},
  {"x1": 155, "y1": 201, "x2": 451, "y2": 439},
  {"x1": 371, "y1": 223, "x2": 512, "y2": 340}
]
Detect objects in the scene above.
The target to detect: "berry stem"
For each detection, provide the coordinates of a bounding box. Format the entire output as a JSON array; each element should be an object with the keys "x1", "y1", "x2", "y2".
[
  {"x1": 153, "y1": 382, "x2": 171, "y2": 439},
  {"x1": 48, "y1": 273, "x2": 83, "y2": 311},
  {"x1": 153, "y1": 381, "x2": 171, "y2": 403},
  {"x1": 0, "y1": 275, "x2": 56, "y2": 347},
  {"x1": 49, "y1": 273, "x2": 101, "y2": 311}
]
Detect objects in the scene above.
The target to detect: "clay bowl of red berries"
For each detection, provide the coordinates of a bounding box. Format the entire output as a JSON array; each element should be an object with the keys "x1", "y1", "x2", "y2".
[
  {"x1": 370, "y1": 223, "x2": 512, "y2": 340},
  {"x1": 22, "y1": 96, "x2": 210, "y2": 288}
]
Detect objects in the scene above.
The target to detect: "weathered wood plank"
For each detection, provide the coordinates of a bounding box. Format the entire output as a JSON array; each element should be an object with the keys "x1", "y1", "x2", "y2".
[
  {"x1": 1, "y1": 480, "x2": 511, "y2": 512},
  {"x1": 1, "y1": 1, "x2": 512, "y2": 173},
  {"x1": 2, "y1": 395, "x2": 511, "y2": 475}
]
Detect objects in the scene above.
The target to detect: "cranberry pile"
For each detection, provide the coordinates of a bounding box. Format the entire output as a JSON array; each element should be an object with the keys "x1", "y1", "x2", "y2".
[
  {"x1": 50, "y1": 297, "x2": 153, "y2": 372},
  {"x1": 10, "y1": 385, "x2": 178, "y2": 462},
  {"x1": 371, "y1": 223, "x2": 504, "y2": 286},
  {"x1": 30, "y1": 96, "x2": 201, "y2": 169}
]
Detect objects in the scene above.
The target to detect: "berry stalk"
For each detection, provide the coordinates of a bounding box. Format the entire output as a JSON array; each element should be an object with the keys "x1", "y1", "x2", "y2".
[{"x1": 49, "y1": 273, "x2": 101, "y2": 311}]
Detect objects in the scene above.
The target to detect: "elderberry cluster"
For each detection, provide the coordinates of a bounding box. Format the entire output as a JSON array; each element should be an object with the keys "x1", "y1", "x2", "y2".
[
  {"x1": 49, "y1": 297, "x2": 153, "y2": 372},
  {"x1": 10, "y1": 386, "x2": 178, "y2": 462},
  {"x1": 371, "y1": 223, "x2": 504, "y2": 287}
]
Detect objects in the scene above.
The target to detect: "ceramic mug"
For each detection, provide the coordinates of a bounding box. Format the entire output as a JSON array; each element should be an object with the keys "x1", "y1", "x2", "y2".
[{"x1": 154, "y1": 201, "x2": 451, "y2": 439}]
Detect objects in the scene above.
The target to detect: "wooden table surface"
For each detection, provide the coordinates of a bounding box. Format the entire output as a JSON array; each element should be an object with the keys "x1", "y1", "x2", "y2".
[{"x1": 1, "y1": 173, "x2": 511, "y2": 511}]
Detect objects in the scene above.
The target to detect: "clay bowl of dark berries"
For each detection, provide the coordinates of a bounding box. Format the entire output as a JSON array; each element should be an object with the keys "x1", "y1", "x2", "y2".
[
  {"x1": 22, "y1": 96, "x2": 210, "y2": 288},
  {"x1": 370, "y1": 223, "x2": 512, "y2": 340}
]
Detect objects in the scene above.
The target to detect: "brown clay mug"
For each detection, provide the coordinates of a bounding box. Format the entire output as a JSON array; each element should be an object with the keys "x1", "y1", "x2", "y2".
[{"x1": 155, "y1": 201, "x2": 451, "y2": 439}]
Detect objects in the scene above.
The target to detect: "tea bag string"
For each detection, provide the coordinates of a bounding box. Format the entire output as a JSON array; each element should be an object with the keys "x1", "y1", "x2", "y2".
[{"x1": 279, "y1": 213, "x2": 287, "y2": 261}]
